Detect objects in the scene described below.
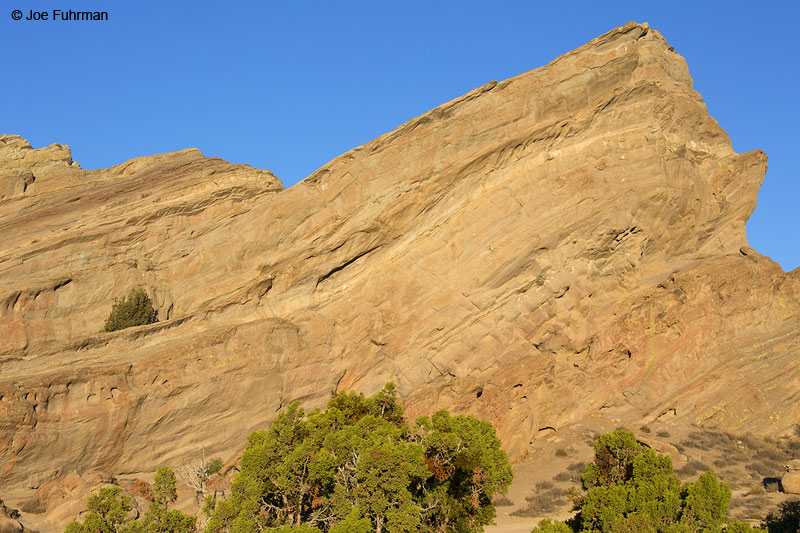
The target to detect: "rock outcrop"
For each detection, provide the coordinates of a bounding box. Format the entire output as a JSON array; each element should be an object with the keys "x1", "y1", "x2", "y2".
[
  {"x1": 783, "y1": 459, "x2": 800, "y2": 494},
  {"x1": 1, "y1": 22, "x2": 799, "y2": 529},
  {"x1": 0, "y1": 498, "x2": 22, "y2": 533}
]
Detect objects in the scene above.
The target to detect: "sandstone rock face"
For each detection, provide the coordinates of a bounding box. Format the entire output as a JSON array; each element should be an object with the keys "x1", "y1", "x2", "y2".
[
  {"x1": 1, "y1": 22, "x2": 799, "y2": 527},
  {"x1": 784, "y1": 473, "x2": 800, "y2": 494},
  {"x1": 0, "y1": 499, "x2": 22, "y2": 533},
  {"x1": 0, "y1": 135, "x2": 80, "y2": 201}
]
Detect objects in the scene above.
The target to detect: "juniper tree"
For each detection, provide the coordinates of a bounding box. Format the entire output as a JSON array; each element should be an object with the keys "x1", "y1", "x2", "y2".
[
  {"x1": 530, "y1": 429, "x2": 763, "y2": 533},
  {"x1": 205, "y1": 383, "x2": 512, "y2": 533}
]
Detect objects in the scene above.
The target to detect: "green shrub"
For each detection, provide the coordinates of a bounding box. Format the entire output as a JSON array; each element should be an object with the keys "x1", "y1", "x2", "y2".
[
  {"x1": 512, "y1": 487, "x2": 564, "y2": 517},
  {"x1": 531, "y1": 518, "x2": 573, "y2": 532},
  {"x1": 205, "y1": 457, "x2": 223, "y2": 477},
  {"x1": 205, "y1": 383, "x2": 512, "y2": 533},
  {"x1": 65, "y1": 486, "x2": 132, "y2": 533},
  {"x1": 531, "y1": 430, "x2": 765, "y2": 532},
  {"x1": 104, "y1": 288, "x2": 157, "y2": 332},
  {"x1": 762, "y1": 499, "x2": 800, "y2": 532},
  {"x1": 66, "y1": 467, "x2": 195, "y2": 533}
]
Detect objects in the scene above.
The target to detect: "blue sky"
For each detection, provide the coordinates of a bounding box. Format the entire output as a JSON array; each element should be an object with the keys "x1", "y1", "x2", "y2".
[{"x1": 3, "y1": 1, "x2": 798, "y2": 271}]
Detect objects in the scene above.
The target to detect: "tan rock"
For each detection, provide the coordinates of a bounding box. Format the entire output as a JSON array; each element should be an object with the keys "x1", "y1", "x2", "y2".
[
  {"x1": 783, "y1": 459, "x2": 800, "y2": 494},
  {"x1": 783, "y1": 477, "x2": 800, "y2": 495},
  {"x1": 637, "y1": 436, "x2": 683, "y2": 466},
  {"x1": 0, "y1": 499, "x2": 22, "y2": 533},
  {"x1": 1, "y1": 22, "x2": 799, "y2": 529},
  {"x1": 0, "y1": 134, "x2": 80, "y2": 200}
]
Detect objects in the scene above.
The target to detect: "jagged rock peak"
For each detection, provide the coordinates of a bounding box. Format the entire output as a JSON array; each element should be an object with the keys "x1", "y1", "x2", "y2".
[{"x1": 0, "y1": 134, "x2": 283, "y2": 202}]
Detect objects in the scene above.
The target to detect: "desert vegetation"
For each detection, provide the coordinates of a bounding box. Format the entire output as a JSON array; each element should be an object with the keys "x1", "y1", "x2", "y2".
[
  {"x1": 64, "y1": 384, "x2": 512, "y2": 532},
  {"x1": 57, "y1": 403, "x2": 800, "y2": 533},
  {"x1": 761, "y1": 499, "x2": 800, "y2": 532},
  {"x1": 65, "y1": 466, "x2": 196, "y2": 532},
  {"x1": 669, "y1": 427, "x2": 800, "y2": 523},
  {"x1": 530, "y1": 429, "x2": 764, "y2": 532},
  {"x1": 103, "y1": 287, "x2": 157, "y2": 332},
  {"x1": 204, "y1": 383, "x2": 512, "y2": 532}
]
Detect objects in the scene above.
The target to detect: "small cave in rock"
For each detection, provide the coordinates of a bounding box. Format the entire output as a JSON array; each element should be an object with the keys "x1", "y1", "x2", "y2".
[{"x1": 476, "y1": 388, "x2": 483, "y2": 398}]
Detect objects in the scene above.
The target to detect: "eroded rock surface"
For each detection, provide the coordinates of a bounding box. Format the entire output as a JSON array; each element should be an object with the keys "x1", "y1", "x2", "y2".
[
  {"x1": 1, "y1": 22, "x2": 799, "y2": 529},
  {"x1": 0, "y1": 498, "x2": 22, "y2": 533}
]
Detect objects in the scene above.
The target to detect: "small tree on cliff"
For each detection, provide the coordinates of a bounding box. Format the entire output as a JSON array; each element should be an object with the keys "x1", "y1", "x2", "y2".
[
  {"x1": 104, "y1": 287, "x2": 157, "y2": 332},
  {"x1": 205, "y1": 383, "x2": 513, "y2": 533}
]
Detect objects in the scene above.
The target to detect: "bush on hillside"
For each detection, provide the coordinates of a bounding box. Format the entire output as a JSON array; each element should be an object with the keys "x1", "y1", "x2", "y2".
[
  {"x1": 104, "y1": 287, "x2": 157, "y2": 332},
  {"x1": 204, "y1": 457, "x2": 223, "y2": 477},
  {"x1": 65, "y1": 467, "x2": 195, "y2": 533},
  {"x1": 531, "y1": 429, "x2": 763, "y2": 532},
  {"x1": 762, "y1": 499, "x2": 800, "y2": 532}
]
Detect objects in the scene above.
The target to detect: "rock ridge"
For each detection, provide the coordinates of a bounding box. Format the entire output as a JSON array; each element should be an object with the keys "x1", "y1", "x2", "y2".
[{"x1": 1, "y1": 22, "x2": 798, "y2": 530}]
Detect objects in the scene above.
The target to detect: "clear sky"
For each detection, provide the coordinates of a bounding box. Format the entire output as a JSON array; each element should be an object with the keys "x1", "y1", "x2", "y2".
[{"x1": 3, "y1": 1, "x2": 798, "y2": 271}]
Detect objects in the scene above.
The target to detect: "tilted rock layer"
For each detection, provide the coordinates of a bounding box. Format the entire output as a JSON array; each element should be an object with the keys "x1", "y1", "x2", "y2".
[{"x1": 1, "y1": 21, "x2": 799, "y2": 525}]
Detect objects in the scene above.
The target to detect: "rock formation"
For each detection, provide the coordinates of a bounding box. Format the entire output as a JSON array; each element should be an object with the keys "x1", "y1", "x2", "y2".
[
  {"x1": 783, "y1": 459, "x2": 800, "y2": 495},
  {"x1": 1, "y1": 22, "x2": 799, "y2": 530},
  {"x1": 0, "y1": 498, "x2": 22, "y2": 533}
]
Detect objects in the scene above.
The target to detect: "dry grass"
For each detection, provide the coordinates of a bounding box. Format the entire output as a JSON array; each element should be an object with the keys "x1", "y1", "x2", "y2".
[
  {"x1": 730, "y1": 493, "x2": 771, "y2": 521},
  {"x1": 760, "y1": 446, "x2": 789, "y2": 463},
  {"x1": 567, "y1": 462, "x2": 585, "y2": 475},
  {"x1": 511, "y1": 487, "x2": 566, "y2": 517},
  {"x1": 746, "y1": 460, "x2": 781, "y2": 478},
  {"x1": 674, "y1": 427, "x2": 800, "y2": 491},
  {"x1": 493, "y1": 495, "x2": 513, "y2": 507},
  {"x1": 676, "y1": 460, "x2": 711, "y2": 477},
  {"x1": 553, "y1": 471, "x2": 574, "y2": 482},
  {"x1": 713, "y1": 456, "x2": 736, "y2": 469},
  {"x1": 536, "y1": 480, "x2": 555, "y2": 491},
  {"x1": 780, "y1": 440, "x2": 800, "y2": 455}
]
